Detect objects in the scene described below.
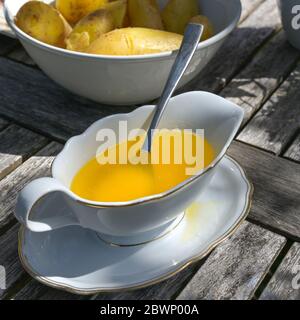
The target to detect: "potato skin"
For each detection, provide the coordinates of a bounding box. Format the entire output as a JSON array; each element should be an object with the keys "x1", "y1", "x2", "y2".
[
  {"x1": 16, "y1": 1, "x2": 72, "y2": 48},
  {"x1": 162, "y1": 0, "x2": 199, "y2": 34},
  {"x1": 190, "y1": 15, "x2": 214, "y2": 41},
  {"x1": 66, "y1": 31, "x2": 90, "y2": 51},
  {"x1": 67, "y1": 10, "x2": 114, "y2": 48},
  {"x1": 107, "y1": 0, "x2": 128, "y2": 28},
  {"x1": 128, "y1": 0, "x2": 164, "y2": 30},
  {"x1": 86, "y1": 27, "x2": 183, "y2": 55},
  {"x1": 66, "y1": 0, "x2": 127, "y2": 52},
  {"x1": 56, "y1": 0, "x2": 109, "y2": 24}
]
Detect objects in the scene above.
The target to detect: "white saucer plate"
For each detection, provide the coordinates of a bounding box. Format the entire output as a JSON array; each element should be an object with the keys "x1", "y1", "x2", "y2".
[{"x1": 18, "y1": 156, "x2": 253, "y2": 295}]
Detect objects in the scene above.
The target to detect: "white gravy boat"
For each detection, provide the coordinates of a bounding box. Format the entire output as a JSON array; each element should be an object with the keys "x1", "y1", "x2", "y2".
[{"x1": 15, "y1": 92, "x2": 244, "y2": 246}]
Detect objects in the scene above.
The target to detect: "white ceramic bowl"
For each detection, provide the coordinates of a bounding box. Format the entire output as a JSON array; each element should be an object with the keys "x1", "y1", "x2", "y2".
[
  {"x1": 277, "y1": 0, "x2": 300, "y2": 50},
  {"x1": 5, "y1": 0, "x2": 241, "y2": 105}
]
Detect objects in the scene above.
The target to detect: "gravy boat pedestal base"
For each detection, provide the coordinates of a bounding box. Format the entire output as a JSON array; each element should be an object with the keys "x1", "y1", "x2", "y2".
[
  {"x1": 18, "y1": 156, "x2": 253, "y2": 295},
  {"x1": 96, "y1": 213, "x2": 185, "y2": 247}
]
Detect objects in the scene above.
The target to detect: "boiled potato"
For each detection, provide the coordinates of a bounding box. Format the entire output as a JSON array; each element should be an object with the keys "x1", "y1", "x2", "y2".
[
  {"x1": 86, "y1": 27, "x2": 183, "y2": 55},
  {"x1": 107, "y1": 0, "x2": 128, "y2": 28},
  {"x1": 128, "y1": 0, "x2": 164, "y2": 30},
  {"x1": 66, "y1": 0, "x2": 127, "y2": 52},
  {"x1": 162, "y1": 0, "x2": 199, "y2": 34},
  {"x1": 56, "y1": 0, "x2": 109, "y2": 24},
  {"x1": 66, "y1": 10, "x2": 114, "y2": 51},
  {"x1": 66, "y1": 31, "x2": 91, "y2": 51},
  {"x1": 190, "y1": 15, "x2": 214, "y2": 41},
  {"x1": 16, "y1": 1, "x2": 72, "y2": 48}
]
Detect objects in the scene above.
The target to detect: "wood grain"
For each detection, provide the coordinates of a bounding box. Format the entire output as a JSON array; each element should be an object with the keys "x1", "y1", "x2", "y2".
[
  {"x1": 180, "y1": 0, "x2": 281, "y2": 93},
  {"x1": 0, "y1": 34, "x2": 16, "y2": 55},
  {"x1": 7, "y1": 45, "x2": 35, "y2": 66},
  {"x1": 0, "y1": 118, "x2": 9, "y2": 131},
  {"x1": 0, "y1": 223, "x2": 22, "y2": 299},
  {"x1": 0, "y1": 57, "x2": 135, "y2": 142},
  {"x1": 260, "y1": 242, "x2": 300, "y2": 300},
  {"x1": 177, "y1": 222, "x2": 286, "y2": 300},
  {"x1": 12, "y1": 279, "x2": 89, "y2": 300},
  {"x1": 0, "y1": 124, "x2": 48, "y2": 180},
  {"x1": 0, "y1": 142, "x2": 62, "y2": 232},
  {"x1": 240, "y1": 0, "x2": 266, "y2": 22},
  {"x1": 0, "y1": 143, "x2": 62, "y2": 299},
  {"x1": 284, "y1": 134, "x2": 300, "y2": 162},
  {"x1": 221, "y1": 30, "x2": 300, "y2": 125},
  {"x1": 229, "y1": 141, "x2": 300, "y2": 240},
  {"x1": 238, "y1": 62, "x2": 300, "y2": 154}
]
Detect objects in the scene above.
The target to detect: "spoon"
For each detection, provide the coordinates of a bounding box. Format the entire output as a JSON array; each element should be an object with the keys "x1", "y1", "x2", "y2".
[{"x1": 142, "y1": 23, "x2": 204, "y2": 153}]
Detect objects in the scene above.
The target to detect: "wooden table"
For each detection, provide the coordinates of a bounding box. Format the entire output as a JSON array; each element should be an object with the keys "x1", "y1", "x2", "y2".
[{"x1": 0, "y1": 0, "x2": 299, "y2": 300}]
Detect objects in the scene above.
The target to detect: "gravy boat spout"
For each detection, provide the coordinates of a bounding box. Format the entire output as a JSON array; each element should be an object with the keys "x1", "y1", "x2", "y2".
[{"x1": 15, "y1": 91, "x2": 244, "y2": 246}]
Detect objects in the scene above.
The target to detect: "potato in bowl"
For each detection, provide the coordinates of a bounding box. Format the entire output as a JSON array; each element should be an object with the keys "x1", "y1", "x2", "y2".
[
  {"x1": 14, "y1": 0, "x2": 214, "y2": 55},
  {"x1": 4, "y1": 0, "x2": 241, "y2": 105}
]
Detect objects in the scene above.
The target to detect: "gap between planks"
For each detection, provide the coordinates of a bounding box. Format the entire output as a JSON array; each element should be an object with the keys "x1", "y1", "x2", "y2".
[
  {"x1": 176, "y1": 222, "x2": 286, "y2": 300},
  {"x1": 259, "y1": 242, "x2": 300, "y2": 300},
  {"x1": 0, "y1": 124, "x2": 49, "y2": 181},
  {"x1": 238, "y1": 59, "x2": 300, "y2": 156}
]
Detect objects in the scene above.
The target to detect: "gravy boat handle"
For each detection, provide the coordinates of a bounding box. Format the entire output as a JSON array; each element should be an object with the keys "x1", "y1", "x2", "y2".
[{"x1": 15, "y1": 177, "x2": 79, "y2": 232}]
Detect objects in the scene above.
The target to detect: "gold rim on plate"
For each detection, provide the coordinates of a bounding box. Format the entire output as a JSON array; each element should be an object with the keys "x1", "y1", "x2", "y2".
[{"x1": 18, "y1": 155, "x2": 254, "y2": 295}]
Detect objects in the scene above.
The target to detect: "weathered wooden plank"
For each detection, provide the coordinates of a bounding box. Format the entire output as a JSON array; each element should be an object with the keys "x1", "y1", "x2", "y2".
[
  {"x1": 176, "y1": 222, "x2": 286, "y2": 300},
  {"x1": 0, "y1": 223, "x2": 22, "y2": 299},
  {"x1": 7, "y1": 45, "x2": 35, "y2": 66},
  {"x1": 181, "y1": 0, "x2": 281, "y2": 93},
  {"x1": 0, "y1": 34, "x2": 16, "y2": 55},
  {"x1": 284, "y1": 134, "x2": 300, "y2": 162},
  {"x1": 260, "y1": 242, "x2": 300, "y2": 300},
  {"x1": 12, "y1": 279, "x2": 89, "y2": 300},
  {"x1": 0, "y1": 57, "x2": 135, "y2": 142},
  {"x1": 238, "y1": 62, "x2": 300, "y2": 155},
  {"x1": 0, "y1": 143, "x2": 61, "y2": 299},
  {"x1": 221, "y1": 30, "x2": 300, "y2": 125},
  {"x1": 0, "y1": 142, "x2": 62, "y2": 232},
  {"x1": 0, "y1": 124, "x2": 48, "y2": 180},
  {"x1": 0, "y1": 117, "x2": 9, "y2": 131},
  {"x1": 240, "y1": 0, "x2": 265, "y2": 22},
  {"x1": 228, "y1": 141, "x2": 300, "y2": 240}
]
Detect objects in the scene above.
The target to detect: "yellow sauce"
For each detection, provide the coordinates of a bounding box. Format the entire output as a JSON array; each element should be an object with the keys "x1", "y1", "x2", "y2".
[{"x1": 71, "y1": 131, "x2": 215, "y2": 202}]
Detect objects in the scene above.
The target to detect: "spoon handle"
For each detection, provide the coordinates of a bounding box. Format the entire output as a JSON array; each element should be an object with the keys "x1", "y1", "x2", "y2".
[{"x1": 144, "y1": 23, "x2": 204, "y2": 152}]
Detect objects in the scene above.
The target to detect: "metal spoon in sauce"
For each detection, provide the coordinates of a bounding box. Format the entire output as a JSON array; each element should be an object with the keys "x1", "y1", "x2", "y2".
[{"x1": 142, "y1": 23, "x2": 204, "y2": 153}]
